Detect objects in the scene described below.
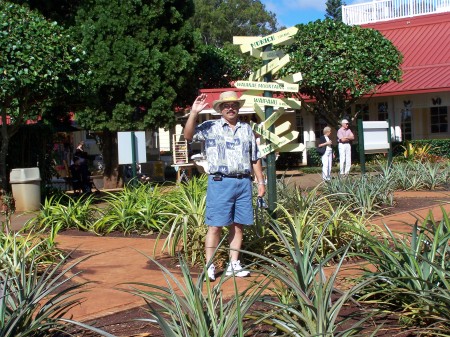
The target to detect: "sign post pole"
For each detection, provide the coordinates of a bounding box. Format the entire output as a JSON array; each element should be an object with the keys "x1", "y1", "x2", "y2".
[
  {"x1": 357, "y1": 118, "x2": 366, "y2": 175},
  {"x1": 262, "y1": 45, "x2": 277, "y2": 215},
  {"x1": 131, "y1": 131, "x2": 137, "y2": 184},
  {"x1": 387, "y1": 119, "x2": 393, "y2": 167}
]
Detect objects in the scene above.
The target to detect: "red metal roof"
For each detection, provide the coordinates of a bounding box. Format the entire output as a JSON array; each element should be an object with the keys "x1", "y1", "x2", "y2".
[{"x1": 363, "y1": 12, "x2": 450, "y2": 96}]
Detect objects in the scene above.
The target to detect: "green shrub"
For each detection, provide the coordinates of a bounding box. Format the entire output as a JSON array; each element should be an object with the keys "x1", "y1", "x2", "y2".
[
  {"x1": 355, "y1": 210, "x2": 450, "y2": 333},
  {"x1": 126, "y1": 255, "x2": 270, "y2": 337},
  {"x1": 155, "y1": 175, "x2": 208, "y2": 265},
  {"x1": 94, "y1": 183, "x2": 168, "y2": 235},
  {"x1": 0, "y1": 241, "x2": 92, "y2": 337},
  {"x1": 410, "y1": 139, "x2": 450, "y2": 158}
]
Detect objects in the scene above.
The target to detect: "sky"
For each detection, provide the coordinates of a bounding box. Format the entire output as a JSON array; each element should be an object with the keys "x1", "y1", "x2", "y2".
[{"x1": 260, "y1": 0, "x2": 365, "y2": 27}]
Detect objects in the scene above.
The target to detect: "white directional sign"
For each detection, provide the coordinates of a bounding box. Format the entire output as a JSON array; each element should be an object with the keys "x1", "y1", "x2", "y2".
[
  {"x1": 252, "y1": 104, "x2": 265, "y2": 120},
  {"x1": 251, "y1": 122, "x2": 282, "y2": 144},
  {"x1": 241, "y1": 95, "x2": 302, "y2": 110},
  {"x1": 259, "y1": 131, "x2": 299, "y2": 156},
  {"x1": 275, "y1": 121, "x2": 292, "y2": 135},
  {"x1": 248, "y1": 55, "x2": 290, "y2": 81},
  {"x1": 248, "y1": 55, "x2": 289, "y2": 81},
  {"x1": 240, "y1": 27, "x2": 298, "y2": 53},
  {"x1": 261, "y1": 50, "x2": 285, "y2": 60},
  {"x1": 235, "y1": 80, "x2": 299, "y2": 93},
  {"x1": 262, "y1": 107, "x2": 285, "y2": 129}
]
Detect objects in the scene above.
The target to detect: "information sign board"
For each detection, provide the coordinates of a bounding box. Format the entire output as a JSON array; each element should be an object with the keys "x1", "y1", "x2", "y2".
[
  {"x1": 362, "y1": 121, "x2": 390, "y2": 153},
  {"x1": 118, "y1": 131, "x2": 147, "y2": 165}
]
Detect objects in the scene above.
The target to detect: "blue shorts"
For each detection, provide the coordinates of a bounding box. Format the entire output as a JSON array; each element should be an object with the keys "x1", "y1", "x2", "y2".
[{"x1": 206, "y1": 175, "x2": 254, "y2": 227}]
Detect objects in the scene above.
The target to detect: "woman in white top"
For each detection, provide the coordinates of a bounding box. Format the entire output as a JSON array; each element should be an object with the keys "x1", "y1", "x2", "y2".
[{"x1": 317, "y1": 126, "x2": 333, "y2": 181}]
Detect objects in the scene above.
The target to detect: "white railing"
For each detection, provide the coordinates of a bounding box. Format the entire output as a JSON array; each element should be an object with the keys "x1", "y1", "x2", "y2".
[{"x1": 342, "y1": 0, "x2": 450, "y2": 25}]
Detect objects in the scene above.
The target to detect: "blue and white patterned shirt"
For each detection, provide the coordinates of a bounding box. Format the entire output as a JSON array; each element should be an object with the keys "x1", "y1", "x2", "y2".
[{"x1": 192, "y1": 118, "x2": 260, "y2": 175}]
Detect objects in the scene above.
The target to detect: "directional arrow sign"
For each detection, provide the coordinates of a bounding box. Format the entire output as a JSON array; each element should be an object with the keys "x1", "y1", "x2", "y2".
[
  {"x1": 240, "y1": 27, "x2": 298, "y2": 53},
  {"x1": 250, "y1": 122, "x2": 281, "y2": 145},
  {"x1": 275, "y1": 121, "x2": 292, "y2": 135},
  {"x1": 242, "y1": 95, "x2": 302, "y2": 110},
  {"x1": 252, "y1": 104, "x2": 265, "y2": 121},
  {"x1": 259, "y1": 131, "x2": 299, "y2": 156},
  {"x1": 262, "y1": 107, "x2": 285, "y2": 129},
  {"x1": 249, "y1": 54, "x2": 290, "y2": 81},
  {"x1": 235, "y1": 80, "x2": 299, "y2": 93},
  {"x1": 232, "y1": 36, "x2": 259, "y2": 45},
  {"x1": 261, "y1": 50, "x2": 285, "y2": 60}
]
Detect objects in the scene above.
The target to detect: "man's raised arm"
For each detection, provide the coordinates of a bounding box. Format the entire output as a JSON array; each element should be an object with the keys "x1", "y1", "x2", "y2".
[{"x1": 184, "y1": 94, "x2": 208, "y2": 141}]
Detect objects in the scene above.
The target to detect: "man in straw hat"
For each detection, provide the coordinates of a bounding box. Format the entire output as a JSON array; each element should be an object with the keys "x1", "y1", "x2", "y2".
[
  {"x1": 184, "y1": 91, "x2": 266, "y2": 281},
  {"x1": 337, "y1": 118, "x2": 355, "y2": 175}
]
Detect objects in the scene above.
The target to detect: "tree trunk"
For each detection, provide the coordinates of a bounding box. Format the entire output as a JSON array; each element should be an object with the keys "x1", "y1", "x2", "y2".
[
  {"x1": 0, "y1": 136, "x2": 9, "y2": 192},
  {"x1": 101, "y1": 130, "x2": 122, "y2": 189},
  {"x1": 0, "y1": 106, "x2": 11, "y2": 192}
]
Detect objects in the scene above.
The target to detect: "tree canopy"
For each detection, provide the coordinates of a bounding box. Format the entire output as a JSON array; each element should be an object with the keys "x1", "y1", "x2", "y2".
[
  {"x1": 73, "y1": 0, "x2": 197, "y2": 133},
  {"x1": 191, "y1": 0, "x2": 279, "y2": 47},
  {"x1": 9, "y1": 0, "x2": 82, "y2": 27},
  {"x1": 0, "y1": 1, "x2": 87, "y2": 189},
  {"x1": 190, "y1": 0, "x2": 278, "y2": 89},
  {"x1": 325, "y1": 0, "x2": 345, "y2": 21},
  {"x1": 279, "y1": 19, "x2": 403, "y2": 127}
]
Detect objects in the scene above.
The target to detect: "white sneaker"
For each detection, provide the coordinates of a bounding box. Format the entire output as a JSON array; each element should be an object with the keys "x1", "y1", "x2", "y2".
[
  {"x1": 226, "y1": 260, "x2": 250, "y2": 277},
  {"x1": 206, "y1": 264, "x2": 215, "y2": 281}
]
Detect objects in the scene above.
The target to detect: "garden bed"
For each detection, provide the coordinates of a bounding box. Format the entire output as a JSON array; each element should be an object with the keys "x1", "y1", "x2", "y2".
[{"x1": 62, "y1": 194, "x2": 449, "y2": 337}]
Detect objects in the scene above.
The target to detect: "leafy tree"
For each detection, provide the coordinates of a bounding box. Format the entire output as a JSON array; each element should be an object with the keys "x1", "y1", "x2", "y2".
[
  {"x1": 9, "y1": 0, "x2": 82, "y2": 27},
  {"x1": 191, "y1": 0, "x2": 279, "y2": 47},
  {"x1": 325, "y1": 0, "x2": 345, "y2": 21},
  {"x1": 279, "y1": 19, "x2": 403, "y2": 128},
  {"x1": 0, "y1": 2, "x2": 88, "y2": 190},
  {"x1": 73, "y1": 0, "x2": 197, "y2": 180},
  {"x1": 196, "y1": 44, "x2": 260, "y2": 89},
  {"x1": 190, "y1": 0, "x2": 278, "y2": 90}
]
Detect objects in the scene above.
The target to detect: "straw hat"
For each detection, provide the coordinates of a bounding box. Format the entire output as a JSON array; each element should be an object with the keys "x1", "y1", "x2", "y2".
[{"x1": 212, "y1": 91, "x2": 245, "y2": 113}]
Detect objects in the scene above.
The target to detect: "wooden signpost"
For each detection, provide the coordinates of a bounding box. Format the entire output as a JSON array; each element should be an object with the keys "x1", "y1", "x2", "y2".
[{"x1": 233, "y1": 26, "x2": 303, "y2": 214}]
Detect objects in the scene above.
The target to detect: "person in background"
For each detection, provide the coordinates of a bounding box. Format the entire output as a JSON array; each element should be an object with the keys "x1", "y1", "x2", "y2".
[
  {"x1": 74, "y1": 141, "x2": 87, "y2": 163},
  {"x1": 337, "y1": 119, "x2": 354, "y2": 175},
  {"x1": 317, "y1": 126, "x2": 334, "y2": 181},
  {"x1": 73, "y1": 141, "x2": 91, "y2": 193},
  {"x1": 184, "y1": 91, "x2": 266, "y2": 282}
]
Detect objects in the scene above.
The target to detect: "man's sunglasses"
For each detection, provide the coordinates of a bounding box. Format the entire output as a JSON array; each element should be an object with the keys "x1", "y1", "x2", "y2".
[{"x1": 221, "y1": 103, "x2": 240, "y2": 110}]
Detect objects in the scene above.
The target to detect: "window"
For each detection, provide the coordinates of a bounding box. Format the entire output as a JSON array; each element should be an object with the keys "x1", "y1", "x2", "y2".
[
  {"x1": 430, "y1": 106, "x2": 448, "y2": 133},
  {"x1": 401, "y1": 102, "x2": 412, "y2": 141},
  {"x1": 377, "y1": 102, "x2": 388, "y2": 121},
  {"x1": 296, "y1": 112, "x2": 304, "y2": 143},
  {"x1": 314, "y1": 116, "x2": 327, "y2": 139},
  {"x1": 356, "y1": 104, "x2": 369, "y2": 121}
]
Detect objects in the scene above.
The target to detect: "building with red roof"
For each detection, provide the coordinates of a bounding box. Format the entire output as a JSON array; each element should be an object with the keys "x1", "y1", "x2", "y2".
[
  {"x1": 165, "y1": 1, "x2": 449, "y2": 168},
  {"x1": 344, "y1": 1, "x2": 449, "y2": 141}
]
